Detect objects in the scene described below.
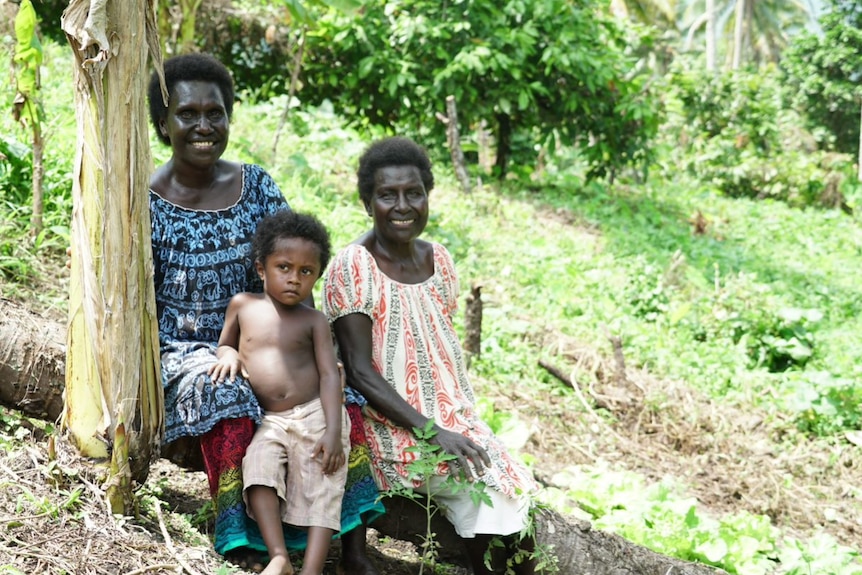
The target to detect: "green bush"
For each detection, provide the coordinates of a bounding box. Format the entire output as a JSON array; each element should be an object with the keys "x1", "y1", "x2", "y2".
[
  {"x1": 683, "y1": 273, "x2": 821, "y2": 373},
  {"x1": 781, "y1": 0, "x2": 862, "y2": 155},
  {"x1": 661, "y1": 63, "x2": 854, "y2": 209},
  {"x1": 625, "y1": 261, "x2": 671, "y2": 322},
  {"x1": 782, "y1": 371, "x2": 862, "y2": 436}
]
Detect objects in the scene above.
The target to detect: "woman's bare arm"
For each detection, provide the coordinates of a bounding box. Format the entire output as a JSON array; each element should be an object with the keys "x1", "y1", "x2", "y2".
[{"x1": 333, "y1": 312, "x2": 491, "y2": 479}]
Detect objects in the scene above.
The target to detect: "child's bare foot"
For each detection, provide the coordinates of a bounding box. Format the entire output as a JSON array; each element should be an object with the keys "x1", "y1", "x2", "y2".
[
  {"x1": 336, "y1": 554, "x2": 380, "y2": 575},
  {"x1": 261, "y1": 555, "x2": 294, "y2": 575}
]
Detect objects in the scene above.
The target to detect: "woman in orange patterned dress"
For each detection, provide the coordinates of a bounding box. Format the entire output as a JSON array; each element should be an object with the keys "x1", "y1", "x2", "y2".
[{"x1": 322, "y1": 136, "x2": 538, "y2": 575}]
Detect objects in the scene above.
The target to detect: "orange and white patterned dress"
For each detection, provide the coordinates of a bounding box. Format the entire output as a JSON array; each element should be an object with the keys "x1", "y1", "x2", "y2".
[{"x1": 322, "y1": 243, "x2": 536, "y2": 498}]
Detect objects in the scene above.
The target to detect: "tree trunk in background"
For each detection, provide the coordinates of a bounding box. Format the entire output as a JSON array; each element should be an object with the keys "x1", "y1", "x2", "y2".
[
  {"x1": 495, "y1": 112, "x2": 512, "y2": 179},
  {"x1": 155, "y1": 0, "x2": 202, "y2": 57},
  {"x1": 272, "y1": 26, "x2": 307, "y2": 160},
  {"x1": 858, "y1": 101, "x2": 862, "y2": 182},
  {"x1": 444, "y1": 95, "x2": 472, "y2": 194},
  {"x1": 732, "y1": 0, "x2": 746, "y2": 69},
  {"x1": 11, "y1": 0, "x2": 45, "y2": 238},
  {"x1": 463, "y1": 283, "x2": 483, "y2": 365},
  {"x1": 60, "y1": 0, "x2": 164, "y2": 514},
  {"x1": 155, "y1": 0, "x2": 177, "y2": 57},
  {"x1": 30, "y1": 124, "x2": 44, "y2": 237},
  {"x1": 705, "y1": 0, "x2": 716, "y2": 72},
  {"x1": 476, "y1": 119, "x2": 494, "y2": 176},
  {"x1": 0, "y1": 299, "x2": 722, "y2": 575}
]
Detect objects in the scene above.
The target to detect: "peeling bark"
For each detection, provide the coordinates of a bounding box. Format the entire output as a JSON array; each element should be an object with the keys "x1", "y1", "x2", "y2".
[{"x1": 61, "y1": 0, "x2": 163, "y2": 511}]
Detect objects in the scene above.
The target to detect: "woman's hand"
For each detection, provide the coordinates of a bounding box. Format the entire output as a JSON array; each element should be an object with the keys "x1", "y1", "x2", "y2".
[{"x1": 430, "y1": 426, "x2": 491, "y2": 482}]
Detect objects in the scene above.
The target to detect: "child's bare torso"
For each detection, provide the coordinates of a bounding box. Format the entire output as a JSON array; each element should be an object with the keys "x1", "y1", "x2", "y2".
[{"x1": 236, "y1": 296, "x2": 322, "y2": 413}]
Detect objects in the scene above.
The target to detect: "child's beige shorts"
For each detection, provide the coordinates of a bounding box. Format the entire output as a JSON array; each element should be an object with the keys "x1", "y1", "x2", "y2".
[{"x1": 242, "y1": 397, "x2": 350, "y2": 531}]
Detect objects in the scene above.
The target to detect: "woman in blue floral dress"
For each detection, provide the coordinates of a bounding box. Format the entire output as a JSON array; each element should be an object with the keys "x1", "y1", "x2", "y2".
[{"x1": 148, "y1": 53, "x2": 383, "y2": 574}]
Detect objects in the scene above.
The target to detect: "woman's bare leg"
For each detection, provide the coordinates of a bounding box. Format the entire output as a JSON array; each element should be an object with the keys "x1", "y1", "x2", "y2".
[{"x1": 338, "y1": 524, "x2": 379, "y2": 575}]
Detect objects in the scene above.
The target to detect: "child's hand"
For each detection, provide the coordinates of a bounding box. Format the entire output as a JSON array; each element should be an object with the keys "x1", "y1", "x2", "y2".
[
  {"x1": 312, "y1": 430, "x2": 345, "y2": 475},
  {"x1": 209, "y1": 346, "x2": 241, "y2": 384},
  {"x1": 208, "y1": 355, "x2": 240, "y2": 384}
]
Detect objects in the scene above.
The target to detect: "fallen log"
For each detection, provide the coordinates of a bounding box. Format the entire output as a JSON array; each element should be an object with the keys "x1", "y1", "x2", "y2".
[
  {"x1": 0, "y1": 298, "x2": 65, "y2": 424},
  {"x1": 0, "y1": 298, "x2": 722, "y2": 575},
  {"x1": 375, "y1": 497, "x2": 722, "y2": 574}
]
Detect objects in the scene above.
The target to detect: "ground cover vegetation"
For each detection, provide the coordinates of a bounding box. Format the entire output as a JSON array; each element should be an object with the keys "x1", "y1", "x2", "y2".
[{"x1": 2, "y1": 0, "x2": 862, "y2": 573}]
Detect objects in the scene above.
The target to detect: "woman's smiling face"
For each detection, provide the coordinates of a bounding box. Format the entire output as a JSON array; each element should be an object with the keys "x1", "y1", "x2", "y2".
[
  {"x1": 366, "y1": 165, "x2": 429, "y2": 245},
  {"x1": 161, "y1": 80, "x2": 230, "y2": 167}
]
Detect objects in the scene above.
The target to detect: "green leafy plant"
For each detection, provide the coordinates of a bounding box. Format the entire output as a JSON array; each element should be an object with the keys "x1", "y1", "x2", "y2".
[
  {"x1": 625, "y1": 261, "x2": 672, "y2": 322},
  {"x1": 782, "y1": 371, "x2": 862, "y2": 436},
  {"x1": 485, "y1": 501, "x2": 559, "y2": 575},
  {"x1": 779, "y1": 533, "x2": 862, "y2": 575},
  {"x1": 550, "y1": 464, "x2": 862, "y2": 575},
  {"x1": 0, "y1": 135, "x2": 32, "y2": 204},
  {"x1": 383, "y1": 421, "x2": 556, "y2": 574},
  {"x1": 0, "y1": 409, "x2": 31, "y2": 449},
  {"x1": 214, "y1": 562, "x2": 243, "y2": 575},
  {"x1": 0, "y1": 202, "x2": 39, "y2": 282},
  {"x1": 15, "y1": 487, "x2": 83, "y2": 520},
  {"x1": 382, "y1": 421, "x2": 491, "y2": 574},
  {"x1": 683, "y1": 272, "x2": 822, "y2": 373}
]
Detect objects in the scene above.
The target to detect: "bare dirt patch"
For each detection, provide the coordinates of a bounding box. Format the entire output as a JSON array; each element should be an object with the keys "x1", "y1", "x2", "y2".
[{"x1": 515, "y1": 329, "x2": 861, "y2": 551}]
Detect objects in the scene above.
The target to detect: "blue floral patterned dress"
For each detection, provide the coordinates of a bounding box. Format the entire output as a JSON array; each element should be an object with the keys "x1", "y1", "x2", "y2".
[{"x1": 151, "y1": 163, "x2": 288, "y2": 444}]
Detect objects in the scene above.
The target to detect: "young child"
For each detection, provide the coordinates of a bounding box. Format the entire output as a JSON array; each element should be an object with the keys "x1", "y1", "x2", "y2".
[{"x1": 209, "y1": 210, "x2": 348, "y2": 575}]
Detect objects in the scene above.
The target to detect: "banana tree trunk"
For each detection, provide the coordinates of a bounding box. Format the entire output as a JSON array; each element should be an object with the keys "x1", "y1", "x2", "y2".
[
  {"x1": 177, "y1": 0, "x2": 203, "y2": 54},
  {"x1": 60, "y1": 0, "x2": 164, "y2": 514},
  {"x1": 11, "y1": 0, "x2": 45, "y2": 237}
]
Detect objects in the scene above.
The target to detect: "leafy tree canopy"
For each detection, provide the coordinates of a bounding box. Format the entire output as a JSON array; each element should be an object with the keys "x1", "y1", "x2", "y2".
[
  {"x1": 301, "y1": 0, "x2": 660, "y2": 180},
  {"x1": 780, "y1": 0, "x2": 862, "y2": 153}
]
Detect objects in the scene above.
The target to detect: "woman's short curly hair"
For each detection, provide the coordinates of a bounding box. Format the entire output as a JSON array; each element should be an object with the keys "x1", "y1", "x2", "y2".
[
  {"x1": 356, "y1": 137, "x2": 434, "y2": 204},
  {"x1": 253, "y1": 211, "x2": 332, "y2": 275},
  {"x1": 148, "y1": 53, "x2": 234, "y2": 146}
]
